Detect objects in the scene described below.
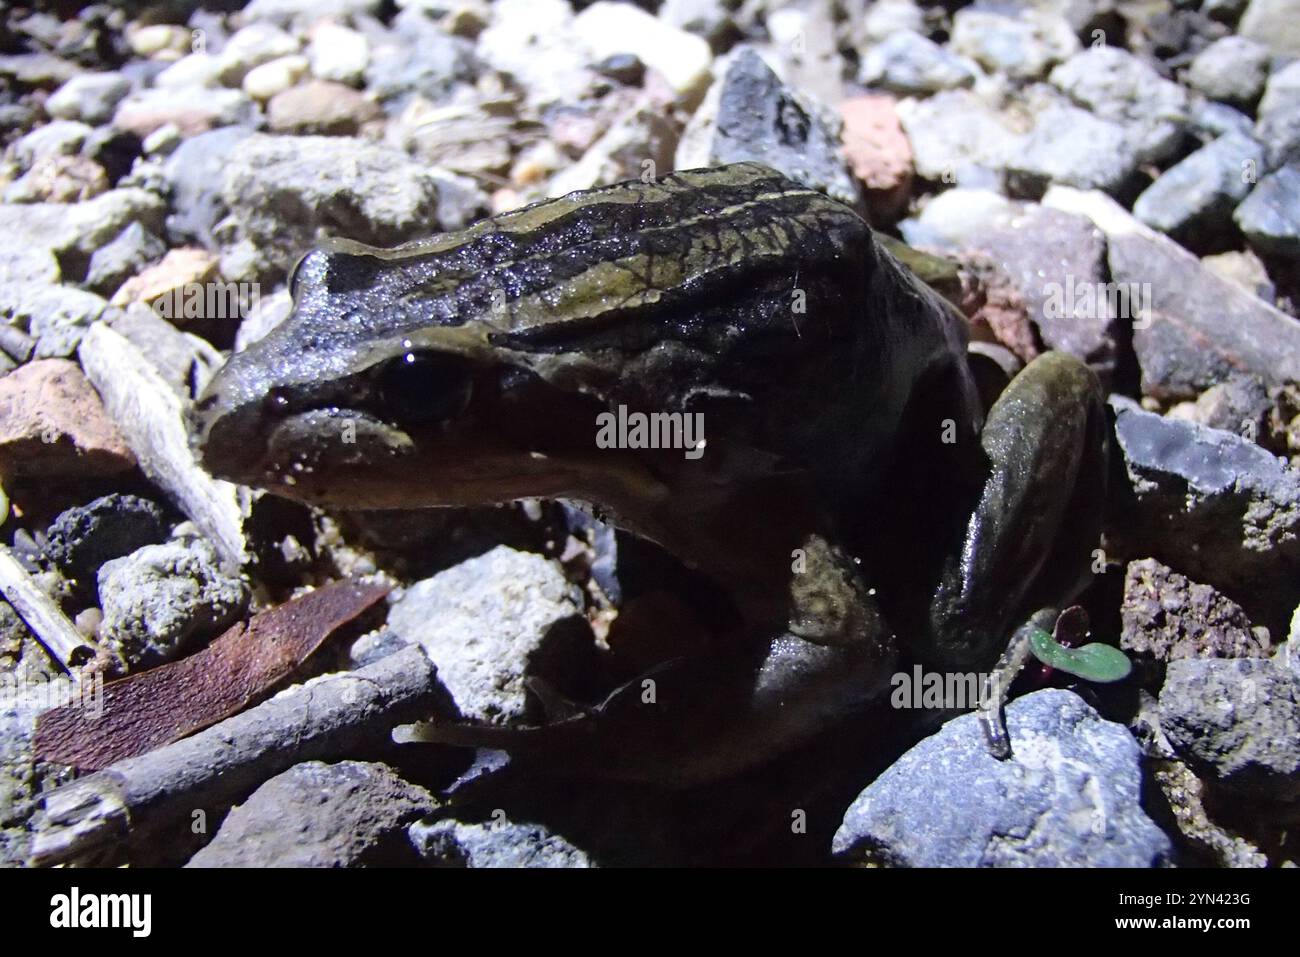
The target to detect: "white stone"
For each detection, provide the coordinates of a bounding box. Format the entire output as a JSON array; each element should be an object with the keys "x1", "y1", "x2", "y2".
[
  {"x1": 308, "y1": 22, "x2": 370, "y2": 85},
  {"x1": 45, "y1": 72, "x2": 130, "y2": 124},
  {"x1": 242, "y1": 54, "x2": 310, "y2": 100},
  {"x1": 862, "y1": 0, "x2": 925, "y2": 43},
  {"x1": 154, "y1": 52, "x2": 223, "y2": 88},
  {"x1": 573, "y1": 1, "x2": 712, "y2": 104},
  {"x1": 218, "y1": 22, "x2": 300, "y2": 85}
]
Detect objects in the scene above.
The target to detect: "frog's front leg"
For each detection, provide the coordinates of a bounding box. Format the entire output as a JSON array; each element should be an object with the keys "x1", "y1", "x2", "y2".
[{"x1": 920, "y1": 351, "x2": 1109, "y2": 754}]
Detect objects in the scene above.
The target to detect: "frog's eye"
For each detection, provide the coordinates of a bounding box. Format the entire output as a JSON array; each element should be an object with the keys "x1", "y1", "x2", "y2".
[{"x1": 378, "y1": 352, "x2": 474, "y2": 424}]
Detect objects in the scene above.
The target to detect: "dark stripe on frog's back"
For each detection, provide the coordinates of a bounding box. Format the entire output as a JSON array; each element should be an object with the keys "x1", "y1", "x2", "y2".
[
  {"x1": 310, "y1": 164, "x2": 870, "y2": 342},
  {"x1": 384, "y1": 163, "x2": 819, "y2": 262}
]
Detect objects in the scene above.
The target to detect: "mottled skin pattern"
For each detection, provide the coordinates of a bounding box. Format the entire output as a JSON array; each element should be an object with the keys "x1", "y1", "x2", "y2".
[{"x1": 194, "y1": 163, "x2": 1106, "y2": 785}]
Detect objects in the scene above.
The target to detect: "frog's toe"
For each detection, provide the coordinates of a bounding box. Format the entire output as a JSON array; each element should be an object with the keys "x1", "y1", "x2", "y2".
[{"x1": 921, "y1": 351, "x2": 1108, "y2": 672}]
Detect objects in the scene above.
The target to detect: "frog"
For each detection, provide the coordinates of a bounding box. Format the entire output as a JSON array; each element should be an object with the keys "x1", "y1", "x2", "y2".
[{"x1": 192, "y1": 162, "x2": 1107, "y2": 787}]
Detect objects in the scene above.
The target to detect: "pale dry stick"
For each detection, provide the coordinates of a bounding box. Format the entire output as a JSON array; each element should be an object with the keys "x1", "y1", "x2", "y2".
[
  {"x1": 977, "y1": 608, "x2": 1058, "y2": 759},
  {"x1": 0, "y1": 545, "x2": 92, "y2": 673},
  {"x1": 0, "y1": 325, "x2": 35, "y2": 364},
  {"x1": 30, "y1": 643, "x2": 443, "y2": 867},
  {"x1": 78, "y1": 322, "x2": 252, "y2": 570}
]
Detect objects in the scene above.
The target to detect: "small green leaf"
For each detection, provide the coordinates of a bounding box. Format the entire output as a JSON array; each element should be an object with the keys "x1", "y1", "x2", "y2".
[{"x1": 1028, "y1": 628, "x2": 1132, "y2": 683}]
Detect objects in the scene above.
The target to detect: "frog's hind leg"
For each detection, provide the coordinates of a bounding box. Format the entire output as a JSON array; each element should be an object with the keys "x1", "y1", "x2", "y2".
[{"x1": 925, "y1": 351, "x2": 1109, "y2": 753}]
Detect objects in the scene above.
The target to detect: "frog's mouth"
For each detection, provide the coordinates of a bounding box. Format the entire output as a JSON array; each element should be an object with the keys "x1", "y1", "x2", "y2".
[{"x1": 197, "y1": 384, "x2": 679, "y2": 519}]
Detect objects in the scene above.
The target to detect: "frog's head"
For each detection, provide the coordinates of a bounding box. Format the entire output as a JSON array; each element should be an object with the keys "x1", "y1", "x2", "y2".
[
  {"x1": 192, "y1": 240, "x2": 681, "y2": 513},
  {"x1": 193, "y1": 163, "x2": 910, "y2": 523}
]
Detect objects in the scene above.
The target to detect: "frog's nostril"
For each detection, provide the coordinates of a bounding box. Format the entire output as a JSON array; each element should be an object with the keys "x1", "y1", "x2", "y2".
[{"x1": 263, "y1": 388, "x2": 292, "y2": 413}]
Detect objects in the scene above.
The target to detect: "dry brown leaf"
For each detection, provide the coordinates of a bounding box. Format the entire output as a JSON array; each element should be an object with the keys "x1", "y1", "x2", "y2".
[{"x1": 35, "y1": 580, "x2": 390, "y2": 770}]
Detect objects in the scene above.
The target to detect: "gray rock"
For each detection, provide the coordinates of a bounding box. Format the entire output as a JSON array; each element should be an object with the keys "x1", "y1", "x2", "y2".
[
  {"x1": 594, "y1": 53, "x2": 646, "y2": 86},
  {"x1": 0, "y1": 52, "x2": 79, "y2": 89},
  {"x1": 854, "y1": 0, "x2": 926, "y2": 45},
  {"x1": 897, "y1": 188, "x2": 1019, "y2": 249},
  {"x1": 266, "y1": 80, "x2": 385, "y2": 135},
  {"x1": 572, "y1": 1, "x2": 713, "y2": 105},
  {"x1": 30, "y1": 286, "x2": 108, "y2": 358},
  {"x1": 972, "y1": 204, "x2": 1118, "y2": 379},
  {"x1": 659, "y1": 0, "x2": 739, "y2": 50},
  {"x1": 1132, "y1": 132, "x2": 1265, "y2": 244},
  {"x1": 765, "y1": 1, "x2": 848, "y2": 108},
  {"x1": 365, "y1": 8, "x2": 478, "y2": 104},
  {"x1": 0, "y1": 104, "x2": 36, "y2": 137},
  {"x1": 1122, "y1": 558, "x2": 1269, "y2": 663},
  {"x1": 477, "y1": 0, "x2": 597, "y2": 109},
  {"x1": 1184, "y1": 36, "x2": 1271, "y2": 109},
  {"x1": 1109, "y1": 396, "x2": 1300, "y2": 630},
  {"x1": 84, "y1": 222, "x2": 166, "y2": 296},
  {"x1": 1255, "y1": 59, "x2": 1300, "y2": 167},
  {"x1": 548, "y1": 104, "x2": 678, "y2": 196},
  {"x1": 112, "y1": 86, "x2": 257, "y2": 140},
  {"x1": 97, "y1": 535, "x2": 249, "y2": 668},
  {"x1": 1235, "y1": 165, "x2": 1300, "y2": 259},
  {"x1": 1187, "y1": 99, "x2": 1256, "y2": 142},
  {"x1": 242, "y1": 0, "x2": 384, "y2": 29},
  {"x1": 1050, "y1": 46, "x2": 1190, "y2": 163},
  {"x1": 856, "y1": 30, "x2": 976, "y2": 96},
  {"x1": 143, "y1": 127, "x2": 182, "y2": 160},
  {"x1": 161, "y1": 126, "x2": 255, "y2": 246},
  {"x1": 1173, "y1": 372, "x2": 1273, "y2": 433},
  {"x1": 1006, "y1": 104, "x2": 1137, "y2": 195},
  {"x1": 896, "y1": 89, "x2": 1022, "y2": 183},
  {"x1": 0, "y1": 687, "x2": 56, "y2": 865},
  {"x1": 187, "y1": 761, "x2": 435, "y2": 867},
  {"x1": 1129, "y1": 6, "x2": 1232, "y2": 70},
  {"x1": 1237, "y1": 0, "x2": 1300, "y2": 56},
  {"x1": 676, "y1": 48, "x2": 859, "y2": 207},
  {"x1": 3, "y1": 153, "x2": 108, "y2": 205},
  {"x1": 0, "y1": 283, "x2": 109, "y2": 359},
  {"x1": 386, "y1": 545, "x2": 590, "y2": 724},
  {"x1": 12, "y1": 120, "x2": 92, "y2": 170},
  {"x1": 44, "y1": 71, "x2": 131, "y2": 125},
  {"x1": 832, "y1": 689, "x2": 1172, "y2": 867},
  {"x1": 1159, "y1": 657, "x2": 1300, "y2": 798},
  {"x1": 220, "y1": 134, "x2": 446, "y2": 275},
  {"x1": 1044, "y1": 186, "x2": 1300, "y2": 398},
  {"x1": 44, "y1": 494, "x2": 170, "y2": 592},
  {"x1": 347, "y1": 627, "x2": 409, "y2": 668},
  {"x1": 429, "y1": 168, "x2": 488, "y2": 230},
  {"x1": 0, "y1": 244, "x2": 58, "y2": 285},
  {"x1": 950, "y1": 7, "x2": 1079, "y2": 80},
  {"x1": 411, "y1": 816, "x2": 593, "y2": 867},
  {"x1": 0, "y1": 188, "x2": 166, "y2": 281}
]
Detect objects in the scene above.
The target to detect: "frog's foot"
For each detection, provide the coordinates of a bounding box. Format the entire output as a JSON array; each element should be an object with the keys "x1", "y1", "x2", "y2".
[
  {"x1": 922, "y1": 351, "x2": 1107, "y2": 758},
  {"x1": 977, "y1": 607, "x2": 1057, "y2": 759},
  {"x1": 923, "y1": 350, "x2": 1108, "y2": 673}
]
